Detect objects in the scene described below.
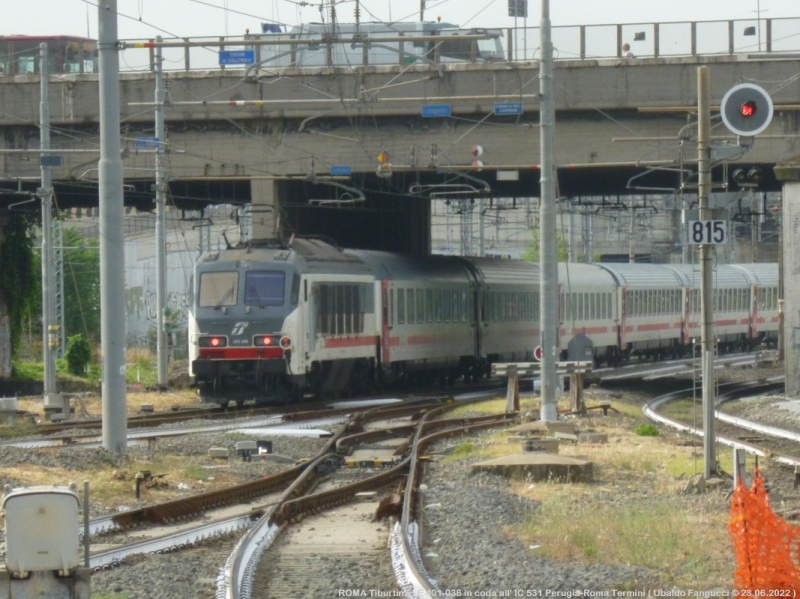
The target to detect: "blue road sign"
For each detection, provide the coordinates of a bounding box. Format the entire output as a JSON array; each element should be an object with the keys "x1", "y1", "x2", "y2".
[
  {"x1": 40, "y1": 155, "x2": 63, "y2": 167},
  {"x1": 135, "y1": 137, "x2": 159, "y2": 149},
  {"x1": 219, "y1": 50, "x2": 255, "y2": 65},
  {"x1": 330, "y1": 165, "x2": 352, "y2": 176},
  {"x1": 422, "y1": 104, "x2": 451, "y2": 118},
  {"x1": 494, "y1": 102, "x2": 523, "y2": 115}
]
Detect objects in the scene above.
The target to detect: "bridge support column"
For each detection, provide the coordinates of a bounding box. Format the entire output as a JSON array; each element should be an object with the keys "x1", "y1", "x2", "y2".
[
  {"x1": 250, "y1": 178, "x2": 279, "y2": 241},
  {"x1": 775, "y1": 164, "x2": 800, "y2": 397}
]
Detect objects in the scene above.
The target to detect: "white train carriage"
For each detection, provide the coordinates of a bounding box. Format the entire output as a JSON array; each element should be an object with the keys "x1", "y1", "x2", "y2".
[
  {"x1": 558, "y1": 263, "x2": 620, "y2": 364},
  {"x1": 465, "y1": 257, "x2": 540, "y2": 367},
  {"x1": 730, "y1": 263, "x2": 780, "y2": 346},
  {"x1": 596, "y1": 263, "x2": 686, "y2": 359},
  {"x1": 355, "y1": 250, "x2": 477, "y2": 384}
]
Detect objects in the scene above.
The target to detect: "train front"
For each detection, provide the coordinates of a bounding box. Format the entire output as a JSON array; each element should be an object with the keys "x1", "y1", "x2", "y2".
[{"x1": 188, "y1": 247, "x2": 301, "y2": 405}]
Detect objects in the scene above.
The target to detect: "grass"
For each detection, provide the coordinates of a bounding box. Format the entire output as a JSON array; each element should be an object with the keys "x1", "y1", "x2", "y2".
[
  {"x1": 442, "y1": 396, "x2": 738, "y2": 589},
  {"x1": 91, "y1": 593, "x2": 129, "y2": 599}
]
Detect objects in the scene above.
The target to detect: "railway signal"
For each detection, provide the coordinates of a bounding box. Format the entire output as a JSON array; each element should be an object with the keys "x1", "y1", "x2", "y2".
[{"x1": 720, "y1": 83, "x2": 773, "y2": 136}]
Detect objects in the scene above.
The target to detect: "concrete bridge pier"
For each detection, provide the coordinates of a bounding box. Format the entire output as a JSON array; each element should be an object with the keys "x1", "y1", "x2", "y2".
[
  {"x1": 250, "y1": 178, "x2": 279, "y2": 241},
  {"x1": 775, "y1": 162, "x2": 800, "y2": 397}
]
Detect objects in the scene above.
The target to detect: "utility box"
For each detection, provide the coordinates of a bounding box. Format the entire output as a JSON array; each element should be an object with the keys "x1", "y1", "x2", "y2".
[
  {"x1": 568, "y1": 333, "x2": 594, "y2": 362},
  {"x1": 3, "y1": 485, "x2": 81, "y2": 575}
]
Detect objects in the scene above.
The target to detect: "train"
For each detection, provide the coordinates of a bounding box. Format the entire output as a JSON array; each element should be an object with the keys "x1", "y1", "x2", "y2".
[
  {"x1": 244, "y1": 21, "x2": 505, "y2": 68},
  {"x1": 187, "y1": 237, "x2": 779, "y2": 406}
]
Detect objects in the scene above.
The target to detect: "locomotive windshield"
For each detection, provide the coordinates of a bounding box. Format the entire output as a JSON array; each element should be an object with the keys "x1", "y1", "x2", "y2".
[
  {"x1": 245, "y1": 271, "x2": 286, "y2": 307},
  {"x1": 198, "y1": 272, "x2": 238, "y2": 308}
]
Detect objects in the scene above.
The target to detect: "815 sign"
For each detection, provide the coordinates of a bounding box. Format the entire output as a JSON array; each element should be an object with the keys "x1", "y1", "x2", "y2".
[{"x1": 688, "y1": 220, "x2": 727, "y2": 245}]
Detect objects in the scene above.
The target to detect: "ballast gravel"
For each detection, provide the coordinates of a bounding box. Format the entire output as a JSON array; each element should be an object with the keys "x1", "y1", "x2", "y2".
[{"x1": 13, "y1": 378, "x2": 798, "y2": 599}]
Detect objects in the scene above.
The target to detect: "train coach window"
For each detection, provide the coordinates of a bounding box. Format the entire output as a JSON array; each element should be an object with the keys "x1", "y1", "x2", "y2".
[
  {"x1": 443, "y1": 290, "x2": 451, "y2": 322},
  {"x1": 407, "y1": 289, "x2": 415, "y2": 323},
  {"x1": 245, "y1": 271, "x2": 285, "y2": 307},
  {"x1": 199, "y1": 271, "x2": 238, "y2": 308},
  {"x1": 417, "y1": 289, "x2": 425, "y2": 323},
  {"x1": 434, "y1": 290, "x2": 442, "y2": 322},
  {"x1": 291, "y1": 274, "x2": 300, "y2": 305},
  {"x1": 397, "y1": 290, "x2": 405, "y2": 324},
  {"x1": 426, "y1": 290, "x2": 434, "y2": 323}
]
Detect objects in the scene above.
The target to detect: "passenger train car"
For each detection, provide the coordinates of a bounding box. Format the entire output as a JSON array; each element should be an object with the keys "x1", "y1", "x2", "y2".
[{"x1": 188, "y1": 238, "x2": 779, "y2": 405}]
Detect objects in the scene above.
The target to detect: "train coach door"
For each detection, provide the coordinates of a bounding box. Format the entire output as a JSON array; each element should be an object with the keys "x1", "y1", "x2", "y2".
[
  {"x1": 751, "y1": 285, "x2": 760, "y2": 342},
  {"x1": 381, "y1": 280, "x2": 391, "y2": 363},
  {"x1": 619, "y1": 287, "x2": 628, "y2": 351}
]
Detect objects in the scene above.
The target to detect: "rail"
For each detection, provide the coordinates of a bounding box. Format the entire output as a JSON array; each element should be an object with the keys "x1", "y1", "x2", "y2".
[{"x1": 113, "y1": 16, "x2": 800, "y2": 73}]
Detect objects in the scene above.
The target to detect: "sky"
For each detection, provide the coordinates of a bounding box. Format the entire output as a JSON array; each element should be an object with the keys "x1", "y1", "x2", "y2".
[{"x1": 2, "y1": 0, "x2": 798, "y2": 40}]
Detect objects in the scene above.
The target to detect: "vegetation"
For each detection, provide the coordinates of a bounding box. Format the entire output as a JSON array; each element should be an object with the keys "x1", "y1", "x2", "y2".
[
  {"x1": 0, "y1": 212, "x2": 39, "y2": 358},
  {"x1": 634, "y1": 423, "x2": 661, "y2": 436},
  {"x1": 61, "y1": 227, "x2": 101, "y2": 342},
  {"x1": 520, "y1": 227, "x2": 569, "y2": 262},
  {"x1": 64, "y1": 334, "x2": 93, "y2": 376}
]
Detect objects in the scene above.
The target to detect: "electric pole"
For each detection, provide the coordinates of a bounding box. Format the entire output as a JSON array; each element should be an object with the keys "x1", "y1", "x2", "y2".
[
  {"x1": 99, "y1": 0, "x2": 128, "y2": 453},
  {"x1": 539, "y1": 0, "x2": 558, "y2": 422},
  {"x1": 39, "y1": 43, "x2": 63, "y2": 415},
  {"x1": 697, "y1": 67, "x2": 716, "y2": 479},
  {"x1": 155, "y1": 37, "x2": 168, "y2": 390}
]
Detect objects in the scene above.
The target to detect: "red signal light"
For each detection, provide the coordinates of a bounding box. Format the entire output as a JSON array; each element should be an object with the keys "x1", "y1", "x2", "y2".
[
  {"x1": 210, "y1": 337, "x2": 221, "y2": 347},
  {"x1": 740, "y1": 100, "x2": 757, "y2": 118},
  {"x1": 254, "y1": 336, "x2": 272, "y2": 347}
]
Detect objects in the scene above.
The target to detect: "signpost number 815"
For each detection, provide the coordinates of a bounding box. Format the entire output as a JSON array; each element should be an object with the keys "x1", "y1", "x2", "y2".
[{"x1": 688, "y1": 220, "x2": 726, "y2": 245}]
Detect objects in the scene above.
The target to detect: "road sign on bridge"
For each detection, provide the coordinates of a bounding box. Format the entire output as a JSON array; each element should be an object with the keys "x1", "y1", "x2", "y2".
[{"x1": 219, "y1": 50, "x2": 255, "y2": 65}]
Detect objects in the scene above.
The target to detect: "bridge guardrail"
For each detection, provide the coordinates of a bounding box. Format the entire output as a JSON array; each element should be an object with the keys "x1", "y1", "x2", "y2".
[{"x1": 116, "y1": 16, "x2": 800, "y2": 73}]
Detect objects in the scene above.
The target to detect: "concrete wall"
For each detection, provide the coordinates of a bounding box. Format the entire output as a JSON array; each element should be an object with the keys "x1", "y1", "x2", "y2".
[{"x1": 0, "y1": 213, "x2": 9, "y2": 378}]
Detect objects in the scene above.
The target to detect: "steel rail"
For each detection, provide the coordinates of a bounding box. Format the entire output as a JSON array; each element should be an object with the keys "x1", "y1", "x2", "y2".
[{"x1": 643, "y1": 377, "x2": 800, "y2": 467}]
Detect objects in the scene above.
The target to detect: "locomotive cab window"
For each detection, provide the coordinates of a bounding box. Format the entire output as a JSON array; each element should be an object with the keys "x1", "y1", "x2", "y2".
[
  {"x1": 245, "y1": 271, "x2": 286, "y2": 307},
  {"x1": 199, "y1": 271, "x2": 238, "y2": 308}
]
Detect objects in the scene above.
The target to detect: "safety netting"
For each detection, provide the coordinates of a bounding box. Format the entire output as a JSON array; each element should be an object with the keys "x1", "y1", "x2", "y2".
[{"x1": 728, "y1": 467, "x2": 800, "y2": 590}]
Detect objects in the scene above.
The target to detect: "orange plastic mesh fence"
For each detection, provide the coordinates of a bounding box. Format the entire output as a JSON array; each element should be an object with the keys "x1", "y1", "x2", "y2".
[{"x1": 728, "y1": 468, "x2": 800, "y2": 590}]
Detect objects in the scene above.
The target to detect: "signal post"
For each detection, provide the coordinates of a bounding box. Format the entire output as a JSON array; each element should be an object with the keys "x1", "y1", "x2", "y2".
[{"x1": 698, "y1": 73, "x2": 774, "y2": 479}]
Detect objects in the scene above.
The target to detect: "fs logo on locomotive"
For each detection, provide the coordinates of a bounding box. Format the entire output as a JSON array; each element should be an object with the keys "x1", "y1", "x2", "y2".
[{"x1": 231, "y1": 322, "x2": 249, "y2": 336}]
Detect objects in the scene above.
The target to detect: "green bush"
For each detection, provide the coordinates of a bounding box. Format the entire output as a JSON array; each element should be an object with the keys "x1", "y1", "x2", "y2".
[
  {"x1": 64, "y1": 334, "x2": 92, "y2": 376},
  {"x1": 634, "y1": 423, "x2": 660, "y2": 437}
]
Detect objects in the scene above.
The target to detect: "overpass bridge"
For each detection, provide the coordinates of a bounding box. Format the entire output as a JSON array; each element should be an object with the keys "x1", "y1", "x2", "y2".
[{"x1": 1, "y1": 18, "x2": 799, "y2": 253}]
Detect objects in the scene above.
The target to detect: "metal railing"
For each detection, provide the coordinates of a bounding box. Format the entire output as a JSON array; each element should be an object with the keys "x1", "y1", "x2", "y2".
[{"x1": 114, "y1": 16, "x2": 800, "y2": 73}]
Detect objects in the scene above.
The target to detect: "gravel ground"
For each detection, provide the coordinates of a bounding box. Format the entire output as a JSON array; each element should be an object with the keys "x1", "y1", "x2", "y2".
[{"x1": 7, "y1": 367, "x2": 799, "y2": 599}]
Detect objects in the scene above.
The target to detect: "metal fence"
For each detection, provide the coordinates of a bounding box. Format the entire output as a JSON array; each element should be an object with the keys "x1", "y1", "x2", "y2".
[{"x1": 117, "y1": 16, "x2": 800, "y2": 72}]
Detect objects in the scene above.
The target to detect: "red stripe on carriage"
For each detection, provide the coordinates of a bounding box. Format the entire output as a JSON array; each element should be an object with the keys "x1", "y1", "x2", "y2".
[{"x1": 323, "y1": 336, "x2": 378, "y2": 348}]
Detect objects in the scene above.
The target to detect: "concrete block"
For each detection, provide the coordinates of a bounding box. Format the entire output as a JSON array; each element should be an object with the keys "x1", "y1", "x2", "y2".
[
  {"x1": 0, "y1": 411, "x2": 17, "y2": 425},
  {"x1": 0, "y1": 397, "x2": 18, "y2": 411},
  {"x1": 544, "y1": 421, "x2": 578, "y2": 435},
  {"x1": 235, "y1": 441, "x2": 258, "y2": 452},
  {"x1": 140, "y1": 404, "x2": 154, "y2": 413},
  {"x1": 522, "y1": 438, "x2": 560, "y2": 453},
  {"x1": 472, "y1": 453, "x2": 592, "y2": 482},
  {"x1": 578, "y1": 432, "x2": 608, "y2": 444},
  {"x1": 208, "y1": 447, "x2": 229, "y2": 459},
  {"x1": 553, "y1": 431, "x2": 578, "y2": 442}
]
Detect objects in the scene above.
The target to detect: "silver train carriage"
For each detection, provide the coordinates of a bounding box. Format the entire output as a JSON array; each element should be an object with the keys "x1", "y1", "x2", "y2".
[{"x1": 187, "y1": 239, "x2": 778, "y2": 404}]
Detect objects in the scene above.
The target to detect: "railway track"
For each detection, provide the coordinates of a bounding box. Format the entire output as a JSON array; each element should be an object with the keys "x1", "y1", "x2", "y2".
[
  {"x1": 77, "y1": 395, "x2": 514, "y2": 589},
  {"x1": 644, "y1": 377, "x2": 800, "y2": 469}
]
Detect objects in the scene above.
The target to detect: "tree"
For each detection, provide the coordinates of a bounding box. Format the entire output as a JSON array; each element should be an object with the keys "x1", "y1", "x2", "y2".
[
  {"x1": 0, "y1": 212, "x2": 39, "y2": 373},
  {"x1": 61, "y1": 228, "x2": 101, "y2": 343}
]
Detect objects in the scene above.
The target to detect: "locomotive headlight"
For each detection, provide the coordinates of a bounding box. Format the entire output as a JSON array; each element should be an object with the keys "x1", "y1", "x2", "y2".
[
  {"x1": 280, "y1": 336, "x2": 292, "y2": 350},
  {"x1": 199, "y1": 336, "x2": 227, "y2": 348},
  {"x1": 254, "y1": 336, "x2": 273, "y2": 347}
]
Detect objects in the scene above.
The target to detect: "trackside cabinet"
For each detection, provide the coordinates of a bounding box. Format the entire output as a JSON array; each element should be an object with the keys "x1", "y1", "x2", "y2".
[{"x1": 0, "y1": 485, "x2": 90, "y2": 599}]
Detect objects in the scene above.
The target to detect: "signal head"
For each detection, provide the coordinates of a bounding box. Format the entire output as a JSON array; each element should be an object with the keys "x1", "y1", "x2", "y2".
[{"x1": 720, "y1": 83, "x2": 773, "y2": 136}]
